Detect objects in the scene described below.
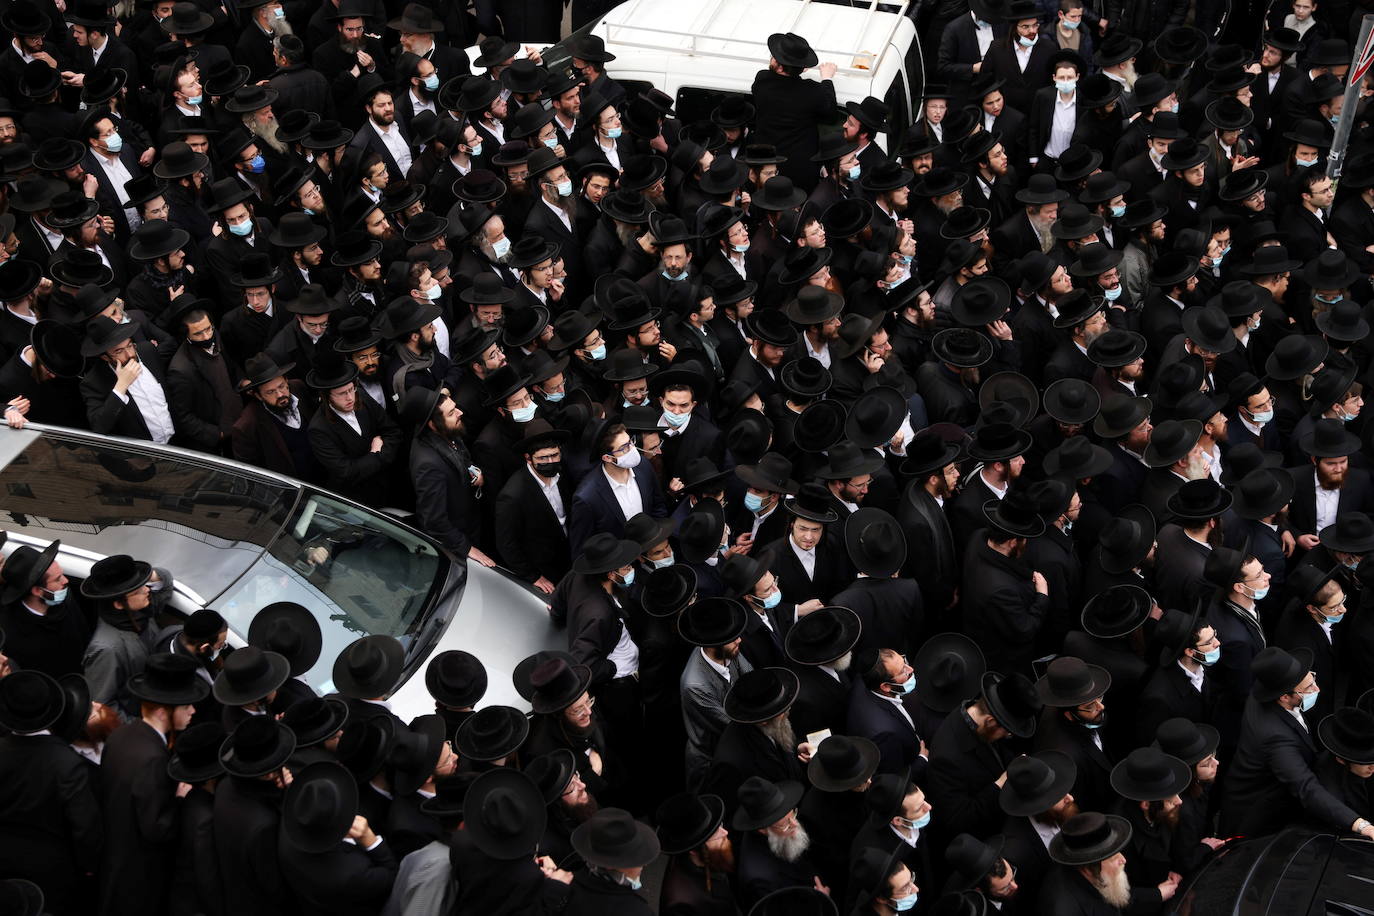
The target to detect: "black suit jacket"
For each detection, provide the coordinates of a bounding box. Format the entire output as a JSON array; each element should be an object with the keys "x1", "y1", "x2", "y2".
[
  {"x1": 306, "y1": 394, "x2": 402, "y2": 504},
  {"x1": 99, "y1": 721, "x2": 178, "y2": 915},
  {"x1": 659, "y1": 415, "x2": 725, "y2": 482},
  {"x1": 82, "y1": 145, "x2": 146, "y2": 241},
  {"x1": 1033, "y1": 710, "x2": 1116, "y2": 813},
  {"x1": 524, "y1": 196, "x2": 589, "y2": 303},
  {"x1": 214, "y1": 775, "x2": 293, "y2": 916},
  {"x1": 847, "y1": 685, "x2": 923, "y2": 776},
  {"x1": 1287, "y1": 465, "x2": 1373, "y2": 537},
  {"x1": 230, "y1": 383, "x2": 318, "y2": 479},
  {"x1": 278, "y1": 834, "x2": 399, "y2": 916},
  {"x1": 830, "y1": 577, "x2": 924, "y2": 659},
  {"x1": 980, "y1": 37, "x2": 1056, "y2": 113},
  {"x1": 348, "y1": 118, "x2": 412, "y2": 182},
  {"x1": 495, "y1": 464, "x2": 574, "y2": 585},
  {"x1": 409, "y1": 428, "x2": 483, "y2": 558},
  {"x1": 787, "y1": 664, "x2": 853, "y2": 739},
  {"x1": 929, "y1": 702, "x2": 1014, "y2": 841},
  {"x1": 897, "y1": 482, "x2": 958, "y2": 612},
  {"x1": 1207, "y1": 598, "x2": 1268, "y2": 750},
  {"x1": 764, "y1": 535, "x2": 852, "y2": 606},
  {"x1": 749, "y1": 69, "x2": 837, "y2": 191},
  {"x1": 1026, "y1": 85, "x2": 1077, "y2": 162},
  {"x1": 568, "y1": 462, "x2": 669, "y2": 558},
  {"x1": 80, "y1": 341, "x2": 177, "y2": 442},
  {"x1": 1136, "y1": 662, "x2": 1214, "y2": 747},
  {"x1": 165, "y1": 341, "x2": 242, "y2": 453}
]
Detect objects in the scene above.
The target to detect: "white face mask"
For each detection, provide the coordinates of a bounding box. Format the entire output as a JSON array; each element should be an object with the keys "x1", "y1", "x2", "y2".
[{"x1": 613, "y1": 448, "x2": 642, "y2": 469}]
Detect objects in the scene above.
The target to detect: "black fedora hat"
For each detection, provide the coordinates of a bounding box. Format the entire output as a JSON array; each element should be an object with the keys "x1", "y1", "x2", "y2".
[
  {"x1": 167, "y1": 721, "x2": 228, "y2": 783},
  {"x1": 1044, "y1": 436, "x2": 1113, "y2": 481},
  {"x1": 0, "y1": 539, "x2": 58, "y2": 604},
  {"x1": 1036, "y1": 656, "x2": 1111, "y2": 707},
  {"x1": 336, "y1": 714, "x2": 396, "y2": 780},
  {"x1": 1055, "y1": 145, "x2": 1102, "y2": 184},
  {"x1": 901, "y1": 429, "x2": 963, "y2": 478},
  {"x1": 1097, "y1": 505, "x2": 1156, "y2": 574},
  {"x1": 269, "y1": 211, "x2": 327, "y2": 250},
  {"x1": 1318, "y1": 707, "x2": 1374, "y2": 765},
  {"x1": 212, "y1": 646, "x2": 290, "y2": 706},
  {"x1": 220, "y1": 715, "x2": 296, "y2": 778},
  {"x1": 1153, "y1": 716, "x2": 1220, "y2": 766},
  {"x1": 1079, "y1": 73, "x2": 1123, "y2": 109},
  {"x1": 913, "y1": 166, "x2": 968, "y2": 198},
  {"x1": 753, "y1": 174, "x2": 808, "y2": 211},
  {"x1": 464, "y1": 768, "x2": 548, "y2": 860},
  {"x1": 1231, "y1": 467, "x2": 1295, "y2": 520},
  {"x1": 1141, "y1": 419, "x2": 1202, "y2": 468},
  {"x1": 128, "y1": 219, "x2": 191, "y2": 262},
  {"x1": 1050, "y1": 201, "x2": 1104, "y2": 241},
  {"x1": 1219, "y1": 440, "x2": 1280, "y2": 486},
  {"x1": 305, "y1": 351, "x2": 358, "y2": 392},
  {"x1": 573, "y1": 807, "x2": 660, "y2": 868},
  {"x1": 0, "y1": 669, "x2": 65, "y2": 732},
  {"x1": 282, "y1": 760, "x2": 357, "y2": 853},
  {"x1": 524, "y1": 748, "x2": 576, "y2": 808},
  {"x1": 641, "y1": 564, "x2": 697, "y2": 618},
  {"x1": 807, "y1": 734, "x2": 880, "y2": 792},
  {"x1": 151, "y1": 140, "x2": 209, "y2": 182},
  {"x1": 388, "y1": 714, "x2": 447, "y2": 796},
  {"x1": 724, "y1": 667, "x2": 799, "y2": 723},
  {"x1": 946, "y1": 833, "x2": 1006, "y2": 892},
  {"x1": 845, "y1": 507, "x2": 906, "y2": 577},
  {"x1": 816, "y1": 441, "x2": 884, "y2": 481},
  {"x1": 572, "y1": 533, "x2": 642, "y2": 575},
  {"x1": 967, "y1": 421, "x2": 1032, "y2": 462},
  {"x1": 127, "y1": 652, "x2": 209, "y2": 706},
  {"x1": 1299, "y1": 417, "x2": 1360, "y2": 458},
  {"x1": 785, "y1": 605, "x2": 861, "y2": 666},
  {"x1": 1237, "y1": 243, "x2": 1301, "y2": 278},
  {"x1": 1180, "y1": 306, "x2": 1237, "y2": 355},
  {"x1": 655, "y1": 793, "x2": 725, "y2": 855},
  {"x1": 678, "y1": 500, "x2": 725, "y2": 564},
  {"x1": 784, "y1": 481, "x2": 840, "y2": 524},
  {"x1": 735, "y1": 451, "x2": 800, "y2": 494},
  {"x1": 28, "y1": 320, "x2": 83, "y2": 378},
  {"x1": 678, "y1": 596, "x2": 748, "y2": 648},
  {"x1": 983, "y1": 671, "x2": 1042, "y2": 739},
  {"x1": 1000, "y1": 749, "x2": 1076, "y2": 815},
  {"x1": 1049, "y1": 812, "x2": 1132, "y2": 866},
  {"x1": 940, "y1": 205, "x2": 992, "y2": 241},
  {"x1": 237, "y1": 353, "x2": 295, "y2": 392},
  {"x1": 845, "y1": 386, "x2": 906, "y2": 449},
  {"x1": 766, "y1": 30, "x2": 817, "y2": 68},
  {"x1": 951, "y1": 277, "x2": 1010, "y2": 327},
  {"x1": 1153, "y1": 24, "x2": 1208, "y2": 63},
  {"x1": 732, "y1": 775, "x2": 805, "y2": 830},
  {"x1": 1264, "y1": 334, "x2": 1327, "y2": 381},
  {"x1": 81, "y1": 553, "x2": 152, "y2": 599},
  {"x1": 525, "y1": 656, "x2": 592, "y2": 715},
  {"x1": 1250, "y1": 645, "x2": 1313, "y2": 702},
  {"x1": 455, "y1": 705, "x2": 530, "y2": 762},
  {"x1": 914, "y1": 632, "x2": 985, "y2": 713},
  {"x1": 331, "y1": 635, "x2": 404, "y2": 699},
  {"x1": 50, "y1": 672, "x2": 91, "y2": 744},
  {"x1": 1319, "y1": 512, "x2": 1374, "y2": 554},
  {"x1": 1014, "y1": 173, "x2": 1069, "y2": 206},
  {"x1": 1166, "y1": 478, "x2": 1232, "y2": 523},
  {"x1": 424, "y1": 650, "x2": 487, "y2": 708},
  {"x1": 1082, "y1": 584, "x2": 1152, "y2": 640},
  {"x1": 1095, "y1": 30, "x2": 1142, "y2": 67},
  {"x1": 280, "y1": 696, "x2": 349, "y2": 747},
  {"x1": 1315, "y1": 301, "x2": 1369, "y2": 342},
  {"x1": 931, "y1": 327, "x2": 993, "y2": 368},
  {"x1": 792, "y1": 399, "x2": 845, "y2": 454},
  {"x1": 1043, "y1": 379, "x2": 1101, "y2": 427}
]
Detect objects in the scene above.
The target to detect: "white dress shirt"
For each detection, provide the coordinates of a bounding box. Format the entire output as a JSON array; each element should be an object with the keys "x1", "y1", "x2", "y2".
[
  {"x1": 606, "y1": 613, "x2": 640, "y2": 678},
  {"x1": 790, "y1": 539, "x2": 816, "y2": 579},
  {"x1": 116, "y1": 363, "x2": 176, "y2": 444},
  {"x1": 604, "y1": 466, "x2": 644, "y2": 519},
  {"x1": 335, "y1": 408, "x2": 362, "y2": 436},
  {"x1": 973, "y1": 13, "x2": 994, "y2": 55},
  {"x1": 370, "y1": 119, "x2": 413, "y2": 175},
  {"x1": 1315, "y1": 484, "x2": 1340, "y2": 532},
  {"x1": 530, "y1": 464, "x2": 567, "y2": 529},
  {"x1": 1045, "y1": 91, "x2": 1077, "y2": 159}
]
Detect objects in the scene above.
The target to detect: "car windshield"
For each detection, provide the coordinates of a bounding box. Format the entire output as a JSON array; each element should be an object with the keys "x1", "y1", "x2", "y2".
[{"x1": 0, "y1": 429, "x2": 451, "y2": 691}]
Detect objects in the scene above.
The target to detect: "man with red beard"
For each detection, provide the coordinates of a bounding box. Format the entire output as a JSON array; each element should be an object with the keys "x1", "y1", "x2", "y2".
[
  {"x1": 1000, "y1": 751, "x2": 1082, "y2": 904},
  {"x1": 525, "y1": 749, "x2": 604, "y2": 867},
  {"x1": 1108, "y1": 748, "x2": 1188, "y2": 908},
  {"x1": 655, "y1": 792, "x2": 737, "y2": 916}
]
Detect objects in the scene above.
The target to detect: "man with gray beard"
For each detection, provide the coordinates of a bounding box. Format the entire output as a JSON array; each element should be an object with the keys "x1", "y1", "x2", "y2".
[
  {"x1": 706, "y1": 668, "x2": 806, "y2": 814},
  {"x1": 236, "y1": 0, "x2": 294, "y2": 82},
  {"x1": 783, "y1": 606, "x2": 859, "y2": 738},
  {"x1": 266, "y1": 36, "x2": 332, "y2": 133},
  {"x1": 1040, "y1": 812, "x2": 1173, "y2": 915},
  {"x1": 732, "y1": 777, "x2": 824, "y2": 911}
]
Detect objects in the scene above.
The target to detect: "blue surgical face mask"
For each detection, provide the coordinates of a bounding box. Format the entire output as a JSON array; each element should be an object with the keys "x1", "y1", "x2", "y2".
[
  {"x1": 1018, "y1": 35, "x2": 1035, "y2": 47},
  {"x1": 41, "y1": 586, "x2": 68, "y2": 606},
  {"x1": 1300, "y1": 688, "x2": 1319, "y2": 712},
  {"x1": 626, "y1": 875, "x2": 643, "y2": 891},
  {"x1": 302, "y1": 207, "x2": 316, "y2": 215},
  {"x1": 105, "y1": 131, "x2": 123, "y2": 152},
  {"x1": 556, "y1": 179, "x2": 573, "y2": 197},
  {"x1": 424, "y1": 283, "x2": 441, "y2": 301},
  {"x1": 1331, "y1": 115, "x2": 1341, "y2": 127},
  {"x1": 1170, "y1": 102, "x2": 1180, "y2": 113},
  {"x1": 272, "y1": 5, "x2": 284, "y2": 17},
  {"x1": 1195, "y1": 647, "x2": 1221, "y2": 666},
  {"x1": 1249, "y1": 408, "x2": 1273, "y2": 424},
  {"x1": 888, "y1": 672, "x2": 916, "y2": 695},
  {"x1": 898, "y1": 254, "x2": 913, "y2": 265},
  {"x1": 1110, "y1": 204, "x2": 1126, "y2": 218},
  {"x1": 847, "y1": 164, "x2": 861, "y2": 180},
  {"x1": 423, "y1": 73, "x2": 440, "y2": 91},
  {"x1": 651, "y1": 554, "x2": 675, "y2": 569},
  {"x1": 469, "y1": 142, "x2": 483, "y2": 157},
  {"x1": 1295, "y1": 156, "x2": 1318, "y2": 168},
  {"x1": 543, "y1": 137, "x2": 559, "y2": 149},
  {"x1": 543, "y1": 390, "x2": 565, "y2": 402},
  {"x1": 1217, "y1": 245, "x2": 1231, "y2": 261},
  {"x1": 1056, "y1": 79, "x2": 1078, "y2": 94},
  {"x1": 891, "y1": 892, "x2": 919, "y2": 912},
  {"x1": 760, "y1": 588, "x2": 782, "y2": 609},
  {"x1": 510, "y1": 403, "x2": 536, "y2": 423},
  {"x1": 662, "y1": 409, "x2": 690, "y2": 427},
  {"x1": 733, "y1": 242, "x2": 750, "y2": 253},
  {"x1": 1103, "y1": 285, "x2": 1122, "y2": 301},
  {"x1": 1324, "y1": 611, "x2": 1344, "y2": 625},
  {"x1": 247, "y1": 154, "x2": 266, "y2": 174},
  {"x1": 909, "y1": 811, "x2": 932, "y2": 829},
  {"x1": 605, "y1": 126, "x2": 622, "y2": 139},
  {"x1": 744, "y1": 491, "x2": 765, "y2": 512},
  {"x1": 186, "y1": 94, "x2": 203, "y2": 106},
  {"x1": 1249, "y1": 584, "x2": 1269, "y2": 600},
  {"x1": 618, "y1": 568, "x2": 636, "y2": 587},
  {"x1": 1316, "y1": 293, "x2": 1343, "y2": 304},
  {"x1": 662, "y1": 269, "x2": 688, "y2": 282},
  {"x1": 492, "y1": 236, "x2": 511, "y2": 259},
  {"x1": 229, "y1": 219, "x2": 253, "y2": 237},
  {"x1": 1061, "y1": 17, "x2": 1080, "y2": 28},
  {"x1": 587, "y1": 343, "x2": 607, "y2": 360}
]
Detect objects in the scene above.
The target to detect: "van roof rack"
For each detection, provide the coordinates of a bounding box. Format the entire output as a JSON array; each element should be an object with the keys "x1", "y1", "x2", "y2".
[{"x1": 600, "y1": 0, "x2": 911, "y2": 76}]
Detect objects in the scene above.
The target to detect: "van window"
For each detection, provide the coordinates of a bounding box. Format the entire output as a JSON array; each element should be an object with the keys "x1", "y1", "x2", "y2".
[
  {"x1": 675, "y1": 87, "x2": 742, "y2": 127},
  {"x1": 616, "y1": 78, "x2": 657, "y2": 107}
]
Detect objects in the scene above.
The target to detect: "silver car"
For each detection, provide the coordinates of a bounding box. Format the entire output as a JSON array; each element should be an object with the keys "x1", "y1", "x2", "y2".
[{"x1": 0, "y1": 423, "x2": 560, "y2": 720}]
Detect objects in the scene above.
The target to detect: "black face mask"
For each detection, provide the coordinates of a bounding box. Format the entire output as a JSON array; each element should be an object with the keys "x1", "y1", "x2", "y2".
[
  {"x1": 190, "y1": 332, "x2": 217, "y2": 350},
  {"x1": 534, "y1": 459, "x2": 561, "y2": 478}
]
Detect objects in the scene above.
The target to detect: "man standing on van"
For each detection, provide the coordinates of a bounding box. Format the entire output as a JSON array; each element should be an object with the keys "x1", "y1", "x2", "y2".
[{"x1": 752, "y1": 33, "x2": 838, "y2": 193}]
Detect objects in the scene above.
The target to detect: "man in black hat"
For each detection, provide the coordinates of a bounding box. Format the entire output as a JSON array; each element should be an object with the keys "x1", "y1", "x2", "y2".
[
  {"x1": 0, "y1": 540, "x2": 89, "y2": 678},
  {"x1": 998, "y1": 751, "x2": 1080, "y2": 904},
  {"x1": 1137, "y1": 608, "x2": 1218, "y2": 747},
  {"x1": 564, "y1": 807, "x2": 658, "y2": 915},
  {"x1": 1274, "y1": 565, "x2": 1346, "y2": 723},
  {"x1": 1039, "y1": 811, "x2": 1173, "y2": 914},
  {"x1": 80, "y1": 554, "x2": 158, "y2": 718},
  {"x1": 1289, "y1": 418, "x2": 1373, "y2": 551},
  {"x1": 680, "y1": 596, "x2": 754, "y2": 786},
  {"x1": 1109, "y1": 748, "x2": 1192, "y2": 899},
  {"x1": 80, "y1": 314, "x2": 179, "y2": 444},
  {"x1": 1314, "y1": 707, "x2": 1374, "y2": 819},
  {"x1": 763, "y1": 483, "x2": 850, "y2": 606},
  {"x1": 1222, "y1": 646, "x2": 1374, "y2": 840},
  {"x1": 214, "y1": 716, "x2": 299, "y2": 916},
  {"x1": 962, "y1": 488, "x2": 1052, "y2": 674},
  {"x1": 0, "y1": 317, "x2": 88, "y2": 430},
  {"x1": 750, "y1": 33, "x2": 838, "y2": 193},
  {"x1": 265, "y1": 282, "x2": 339, "y2": 376},
  {"x1": 494, "y1": 419, "x2": 574, "y2": 592},
  {"x1": 231, "y1": 352, "x2": 320, "y2": 480},
  {"x1": 100, "y1": 653, "x2": 208, "y2": 916},
  {"x1": 306, "y1": 350, "x2": 402, "y2": 505},
  {"x1": 655, "y1": 791, "x2": 737, "y2": 916},
  {"x1": 403, "y1": 387, "x2": 494, "y2": 566},
  {"x1": 946, "y1": 833, "x2": 1025, "y2": 913},
  {"x1": 568, "y1": 420, "x2": 669, "y2": 558},
  {"x1": 843, "y1": 646, "x2": 926, "y2": 778},
  {"x1": 1034, "y1": 657, "x2": 1118, "y2": 814},
  {"x1": 730, "y1": 776, "x2": 820, "y2": 909},
  {"x1": 165, "y1": 301, "x2": 244, "y2": 455}
]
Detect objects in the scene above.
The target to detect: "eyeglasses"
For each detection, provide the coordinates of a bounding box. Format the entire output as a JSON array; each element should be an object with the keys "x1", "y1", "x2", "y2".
[{"x1": 566, "y1": 696, "x2": 595, "y2": 716}]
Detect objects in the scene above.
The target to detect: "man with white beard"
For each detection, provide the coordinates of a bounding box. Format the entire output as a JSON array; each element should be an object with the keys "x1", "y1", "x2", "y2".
[
  {"x1": 783, "y1": 605, "x2": 859, "y2": 738},
  {"x1": 236, "y1": 0, "x2": 294, "y2": 82},
  {"x1": 706, "y1": 668, "x2": 807, "y2": 810},
  {"x1": 1040, "y1": 811, "x2": 1175, "y2": 915},
  {"x1": 731, "y1": 776, "x2": 824, "y2": 911}
]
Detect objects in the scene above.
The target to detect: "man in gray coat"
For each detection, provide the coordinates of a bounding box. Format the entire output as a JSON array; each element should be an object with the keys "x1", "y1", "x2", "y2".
[{"x1": 679, "y1": 596, "x2": 754, "y2": 789}]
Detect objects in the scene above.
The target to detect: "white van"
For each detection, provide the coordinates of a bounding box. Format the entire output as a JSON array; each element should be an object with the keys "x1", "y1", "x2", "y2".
[{"x1": 550, "y1": 0, "x2": 925, "y2": 147}]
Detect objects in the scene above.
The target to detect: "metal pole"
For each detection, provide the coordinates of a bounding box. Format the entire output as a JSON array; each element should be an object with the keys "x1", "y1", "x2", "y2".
[{"x1": 1328, "y1": 14, "x2": 1374, "y2": 186}]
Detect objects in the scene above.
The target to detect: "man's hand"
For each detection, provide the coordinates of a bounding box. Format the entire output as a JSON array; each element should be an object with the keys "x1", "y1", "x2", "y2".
[
  {"x1": 369, "y1": 436, "x2": 384, "y2": 454},
  {"x1": 1032, "y1": 571, "x2": 1049, "y2": 595},
  {"x1": 796, "y1": 741, "x2": 817, "y2": 763},
  {"x1": 650, "y1": 134, "x2": 669, "y2": 153},
  {"x1": 1158, "y1": 872, "x2": 1182, "y2": 902},
  {"x1": 175, "y1": 781, "x2": 192, "y2": 798},
  {"x1": 356, "y1": 50, "x2": 375, "y2": 71},
  {"x1": 533, "y1": 575, "x2": 555, "y2": 595},
  {"x1": 658, "y1": 340, "x2": 677, "y2": 362},
  {"x1": 4, "y1": 398, "x2": 28, "y2": 429},
  {"x1": 972, "y1": 61, "x2": 981, "y2": 73},
  {"x1": 538, "y1": 854, "x2": 574, "y2": 884},
  {"x1": 524, "y1": 45, "x2": 544, "y2": 65},
  {"x1": 31, "y1": 51, "x2": 57, "y2": 69},
  {"x1": 169, "y1": 285, "x2": 185, "y2": 301},
  {"x1": 1281, "y1": 529, "x2": 1296, "y2": 557},
  {"x1": 637, "y1": 231, "x2": 657, "y2": 254},
  {"x1": 1231, "y1": 153, "x2": 1261, "y2": 170},
  {"x1": 668, "y1": 476, "x2": 684, "y2": 493},
  {"x1": 467, "y1": 547, "x2": 497, "y2": 568},
  {"x1": 99, "y1": 215, "x2": 115, "y2": 235},
  {"x1": 82, "y1": 173, "x2": 100, "y2": 198},
  {"x1": 1200, "y1": 837, "x2": 1226, "y2": 850},
  {"x1": 347, "y1": 815, "x2": 378, "y2": 847},
  {"x1": 861, "y1": 348, "x2": 885, "y2": 373},
  {"x1": 1296, "y1": 533, "x2": 1321, "y2": 550},
  {"x1": 987, "y1": 319, "x2": 1013, "y2": 341},
  {"x1": 113, "y1": 358, "x2": 143, "y2": 394},
  {"x1": 813, "y1": 877, "x2": 831, "y2": 897},
  {"x1": 797, "y1": 598, "x2": 825, "y2": 616},
  {"x1": 548, "y1": 277, "x2": 565, "y2": 301},
  {"x1": 817, "y1": 62, "x2": 837, "y2": 80},
  {"x1": 139, "y1": 147, "x2": 155, "y2": 167}
]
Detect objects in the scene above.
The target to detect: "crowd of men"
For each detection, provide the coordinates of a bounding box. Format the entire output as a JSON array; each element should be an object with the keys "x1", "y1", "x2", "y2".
[{"x1": 1, "y1": 0, "x2": 1374, "y2": 911}]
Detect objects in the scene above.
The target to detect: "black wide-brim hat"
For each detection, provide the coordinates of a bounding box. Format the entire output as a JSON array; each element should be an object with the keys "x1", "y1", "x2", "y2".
[
  {"x1": 678, "y1": 500, "x2": 726, "y2": 564},
  {"x1": 1318, "y1": 707, "x2": 1374, "y2": 765},
  {"x1": 1081, "y1": 584, "x2": 1152, "y2": 639},
  {"x1": 767, "y1": 30, "x2": 818, "y2": 68},
  {"x1": 465, "y1": 767, "x2": 549, "y2": 859},
  {"x1": 1153, "y1": 716, "x2": 1220, "y2": 766},
  {"x1": 573, "y1": 807, "x2": 662, "y2": 869},
  {"x1": 1319, "y1": 512, "x2": 1374, "y2": 553},
  {"x1": 655, "y1": 792, "x2": 726, "y2": 855},
  {"x1": 212, "y1": 646, "x2": 291, "y2": 706},
  {"x1": 1251, "y1": 646, "x2": 1314, "y2": 702},
  {"x1": 982, "y1": 671, "x2": 1042, "y2": 739},
  {"x1": 424, "y1": 649, "x2": 488, "y2": 709},
  {"x1": 641, "y1": 564, "x2": 697, "y2": 618},
  {"x1": 1043, "y1": 436, "x2": 1113, "y2": 481},
  {"x1": 732, "y1": 776, "x2": 806, "y2": 831},
  {"x1": 0, "y1": 669, "x2": 66, "y2": 733},
  {"x1": 1231, "y1": 467, "x2": 1296, "y2": 521},
  {"x1": 281, "y1": 696, "x2": 349, "y2": 747},
  {"x1": 901, "y1": 430, "x2": 963, "y2": 479},
  {"x1": 51, "y1": 672, "x2": 91, "y2": 744},
  {"x1": 1000, "y1": 749, "x2": 1077, "y2": 815},
  {"x1": 1037, "y1": 655, "x2": 1112, "y2": 707},
  {"x1": 0, "y1": 539, "x2": 59, "y2": 605},
  {"x1": 282, "y1": 760, "x2": 357, "y2": 853},
  {"x1": 246, "y1": 601, "x2": 322, "y2": 677},
  {"x1": 1299, "y1": 417, "x2": 1361, "y2": 459},
  {"x1": 220, "y1": 716, "x2": 297, "y2": 778},
  {"x1": 807, "y1": 735, "x2": 881, "y2": 792},
  {"x1": 1098, "y1": 504, "x2": 1156, "y2": 575},
  {"x1": 1110, "y1": 747, "x2": 1194, "y2": 803},
  {"x1": 331, "y1": 635, "x2": 404, "y2": 699},
  {"x1": 785, "y1": 605, "x2": 861, "y2": 666},
  {"x1": 724, "y1": 667, "x2": 799, "y2": 724},
  {"x1": 166, "y1": 721, "x2": 228, "y2": 783},
  {"x1": 932, "y1": 327, "x2": 993, "y2": 368},
  {"x1": 1049, "y1": 813, "x2": 1133, "y2": 866},
  {"x1": 455, "y1": 705, "x2": 530, "y2": 762},
  {"x1": 678, "y1": 597, "x2": 749, "y2": 648},
  {"x1": 81, "y1": 553, "x2": 153, "y2": 600},
  {"x1": 914, "y1": 632, "x2": 986, "y2": 714},
  {"x1": 845, "y1": 507, "x2": 907, "y2": 578},
  {"x1": 968, "y1": 421, "x2": 1033, "y2": 462},
  {"x1": 845, "y1": 385, "x2": 907, "y2": 449}
]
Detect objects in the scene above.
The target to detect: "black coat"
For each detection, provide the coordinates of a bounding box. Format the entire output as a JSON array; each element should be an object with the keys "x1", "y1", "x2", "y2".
[
  {"x1": 846, "y1": 686, "x2": 923, "y2": 777},
  {"x1": 980, "y1": 37, "x2": 1056, "y2": 116},
  {"x1": 79, "y1": 341, "x2": 177, "y2": 443},
  {"x1": 787, "y1": 664, "x2": 853, "y2": 739},
  {"x1": 1207, "y1": 598, "x2": 1268, "y2": 750},
  {"x1": 897, "y1": 482, "x2": 958, "y2": 614},
  {"x1": 961, "y1": 537, "x2": 1050, "y2": 677},
  {"x1": 214, "y1": 775, "x2": 293, "y2": 916},
  {"x1": 0, "y1": 733, "x2": 102, "y2": 915},
  {"x1": 409, "y1": 428, "x2": 483, "y2": 558},
  {"x1": 749, "y1": 69, "x2": 837, "y2": 192},
  {"x1": 169, "y1": 787, "x2": 222, "y2": 916},
  {"x1": 735, "y1": 828, "x2": 819, "y2": 912},
  {"x1": 706, "y1": 720, "x2": 803, "y2": 819},
  {"x1": 230, "y1": 384, "x2": 319, "y2": 480},
  {"x1": 567, "y1": 462, "x2": 668, "y2": 559},
  {"x1": 1033, "y1": 710, "x2": 1117, "y2": 813},
  {"x1": 0, "y1": 349, "x2": 87, "y2": 429},
  {"x1": 1274, "y1": 609, "x2": 1341, "y2": 724},
  {"x1": 562, "y1": 868, "x2": 655, "y2": 916},
  {"x1": 658, "y1": 855, "x2": 736, "y2": 916},
  {"x1": 764, "y1": 535, "x2": 852, "y2": 607},
  {"x1": 1220, "y1": 695, "x2": 1359, "y2": 837},
  {"x1": 306, "y1": 393, "x2": 402, "y2": 505},
  {"x1": 165, "y1": 341, "x2": 243, "y2": 454},
  {"x1": 564, "y1": 575, "x2": 635, "y2": 687},
  {"x1": 277, "y1": 836, "x2": 399, "y2": 916},
  {"x1": 0, "y1": 595, "x2": 91, "y2": 678},
  {"x1": 928, "y1": 702, "x2": 1014, "y2": 842},
  {"x1": 1286, "y1": 465, "x2": 1373, "y2": 538},
  {"x1": 99, "y1": 721, "x2": 178, "y2": 916},
  {"x1": 1037, "y1": 864, "x2": 1123, "y2": 916},
  {"x1": 1136, "y1": 662, "x2": 1214, "y2": 748},
  {"x1": 829, "y1": 577, "x2": 923, "y2": 659},
  {"x1": 494, "y1": 465, "x2": 574, "y2": 585}
]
